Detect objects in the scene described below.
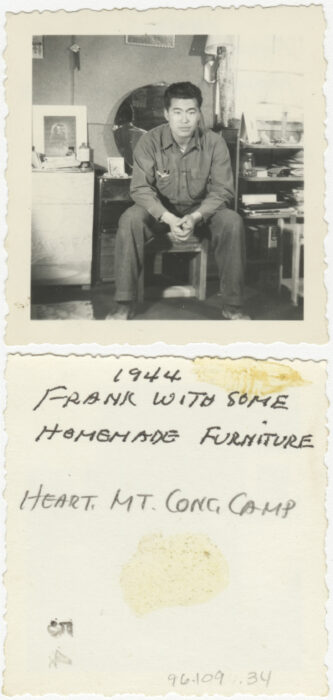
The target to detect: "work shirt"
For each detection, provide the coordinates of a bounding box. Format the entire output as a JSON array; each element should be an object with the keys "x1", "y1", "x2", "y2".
[{"x1": 130, "y1": 123, "x2": 234, "y2": 221}]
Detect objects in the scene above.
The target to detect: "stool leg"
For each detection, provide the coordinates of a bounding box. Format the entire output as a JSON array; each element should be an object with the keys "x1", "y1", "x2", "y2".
[
  {"x1": 198, "y1": 243, "x2": 208, "y2": 300},
  {"x1": 188, "y1": 247, "x2": 208, "y2": 300},
  {"x1": 189, "y1": 252, "x2": 200, "y2": 297}
]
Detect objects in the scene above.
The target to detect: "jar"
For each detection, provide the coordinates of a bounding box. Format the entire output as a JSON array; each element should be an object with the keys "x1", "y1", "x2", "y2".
[{"x1": 241, "y1": 151, "x2": 256, "y2": 177}]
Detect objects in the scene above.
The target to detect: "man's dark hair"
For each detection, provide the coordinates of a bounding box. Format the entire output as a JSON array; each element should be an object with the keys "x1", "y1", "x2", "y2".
[{"x1": 164, "y1": 82, "x2": 203, "y2": 110}]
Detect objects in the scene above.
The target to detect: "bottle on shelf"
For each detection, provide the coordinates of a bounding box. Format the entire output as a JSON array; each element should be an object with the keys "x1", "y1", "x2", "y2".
[{"x1": 241, "y1": 151, "x2": 256, "y2": 177}]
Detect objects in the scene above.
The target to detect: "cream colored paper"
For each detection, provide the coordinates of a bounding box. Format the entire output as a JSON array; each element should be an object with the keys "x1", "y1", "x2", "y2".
[
  {"x1": 5, "y1": 5, "x2": 327, "y2": 344},
  {"x1": 4, "y1": 355, "x2": 327, "y2": 695}
]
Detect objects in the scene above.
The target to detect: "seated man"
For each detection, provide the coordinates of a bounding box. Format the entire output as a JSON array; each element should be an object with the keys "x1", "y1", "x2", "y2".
[{"x1": 108, "y1": 81, "x2": 249, "y2": 320}]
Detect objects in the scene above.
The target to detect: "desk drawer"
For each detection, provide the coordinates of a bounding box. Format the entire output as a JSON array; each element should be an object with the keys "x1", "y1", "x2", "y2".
[
  {"x1": 100, "y1": 177, "x2": 132, "y2": 201},
  {"x1": 32, "y1": 202, "x2": 93, "y2": 285},
  {"x1": 33, "y1": 171, "x2": 94, "y2": 204}
]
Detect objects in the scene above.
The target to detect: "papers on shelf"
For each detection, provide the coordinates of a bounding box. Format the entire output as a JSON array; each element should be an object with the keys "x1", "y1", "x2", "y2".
[
  {"x1": 241, "y1": 207, "x2": 297, "y2": 217},
  {"x1": 40, "y1": 154, "x2": 81, "y2": 169},
  {"x1": 32, "y1": 151, "x2": 81, "y2": 170},
  {"x1": 242, "y1": 193, "x2": 277, "y2": 204}
]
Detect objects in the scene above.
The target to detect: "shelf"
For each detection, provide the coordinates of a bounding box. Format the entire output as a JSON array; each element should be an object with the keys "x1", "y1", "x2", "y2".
[
  {"x1": 239, "y1": 176, "x2": 303, "y2": 182},
  {"x1": 241, "y1": 143, "x2": 303, "y2": 151},
  {"x1": 242, "y1": 212, "x2": 297, "y2": 221},
  {"x1": 101, "y1": 175, "x2": 132, "y2": 180}
]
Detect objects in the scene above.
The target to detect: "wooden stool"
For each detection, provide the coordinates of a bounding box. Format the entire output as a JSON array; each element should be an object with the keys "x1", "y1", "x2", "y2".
[{"x1": 137, "y1": 236, "x2": 208, "y2": 302}]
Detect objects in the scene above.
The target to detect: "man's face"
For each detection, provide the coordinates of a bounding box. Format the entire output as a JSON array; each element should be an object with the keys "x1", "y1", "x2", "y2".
[{"x1": 164, "y1": 98, "x2": 201, "y2": 141}]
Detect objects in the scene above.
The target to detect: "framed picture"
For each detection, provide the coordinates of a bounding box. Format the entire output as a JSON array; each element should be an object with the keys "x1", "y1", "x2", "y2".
[
  {"x1": 32, "y1": 105, "x2": 87, "y2": 156},
  {"x1": 125, "y1": 35, "x2": 175, "y2": 48},
  {"x1": 107, "y1": 157, "x2": 126, "y2": 178}
]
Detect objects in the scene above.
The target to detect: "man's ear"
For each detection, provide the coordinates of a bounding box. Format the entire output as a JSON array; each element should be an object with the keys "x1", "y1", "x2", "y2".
[
  {"x1": 197, "y1": 110, "x2": 204, "y2": 129},
  {"x1": 164, "y1": 108, "x2": 169, "y2": 122}
]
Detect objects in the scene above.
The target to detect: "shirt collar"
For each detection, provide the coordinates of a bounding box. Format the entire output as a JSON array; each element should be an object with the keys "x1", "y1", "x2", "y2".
[{"x1": 161, "y1": 123, "x2": 203, "y2": 151}]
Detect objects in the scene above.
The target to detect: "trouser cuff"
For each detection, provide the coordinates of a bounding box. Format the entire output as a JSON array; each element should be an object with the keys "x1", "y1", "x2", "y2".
[
  {"x1": 220, "y1": 295, "x2": 244, "y2": 307},
  {"x1": 115, "y1": 293, "x2": 135, "y2": 302}
]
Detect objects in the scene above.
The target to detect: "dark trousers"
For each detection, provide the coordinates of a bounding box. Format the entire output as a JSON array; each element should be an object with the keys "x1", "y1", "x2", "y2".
[{"x1": 114, "y1": 204, "x2": 246, "y2": 306}]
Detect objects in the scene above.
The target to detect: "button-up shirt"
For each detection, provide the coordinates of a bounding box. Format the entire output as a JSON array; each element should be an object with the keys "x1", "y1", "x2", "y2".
[{"x1": 130, "y1": 123, "x2": 234, "y2": 221}]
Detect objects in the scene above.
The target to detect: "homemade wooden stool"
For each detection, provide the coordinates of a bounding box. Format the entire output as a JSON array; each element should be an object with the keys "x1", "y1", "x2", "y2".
[{"x1": 137, "y1": 236, "x2": 208, "y2": 302}]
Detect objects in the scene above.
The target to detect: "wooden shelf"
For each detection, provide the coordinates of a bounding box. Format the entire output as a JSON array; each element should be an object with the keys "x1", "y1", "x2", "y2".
[
  {"x1": 241, "y1": 143, "x2": 303, "y2": 151},
  {"x1": 239, "y1": 175, "x2": 303, "y2": 182},
  {"x1": 242, "y1": 211, "x2": 297, "y2": 221},
  {"x1": 221, "y1": 126, "x2": 304, "y2": 307}
]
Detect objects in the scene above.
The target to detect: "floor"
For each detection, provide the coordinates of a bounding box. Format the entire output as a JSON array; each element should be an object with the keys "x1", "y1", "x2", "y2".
[{"x1": 31, "y1": 276, "x2": 303, "y2": 321}]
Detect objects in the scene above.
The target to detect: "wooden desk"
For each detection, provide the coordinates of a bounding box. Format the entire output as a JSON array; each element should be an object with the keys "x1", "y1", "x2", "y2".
[
  {"x1": 32, "y1": 169, "x2": 94, "y2": 286},
  {"x1": 93, "y1": 176, "x2": 132, "y2": 284}
]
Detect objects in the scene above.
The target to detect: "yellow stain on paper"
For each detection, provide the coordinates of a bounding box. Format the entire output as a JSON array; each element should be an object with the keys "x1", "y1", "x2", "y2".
[
  {"x1": 121, "y1": 533, "x2": 229, "y2": 615},
  {"x1": 194, "y1": 358, "x2": 307, "y2": 397}
]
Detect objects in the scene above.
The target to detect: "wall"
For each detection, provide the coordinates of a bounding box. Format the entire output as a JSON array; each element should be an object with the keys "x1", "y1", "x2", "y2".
[
  {"x1": 33, "y1": 34, "x2": 304, "y2": 165},
  {"x1": 33, "y1": 35, "x2": 213, "y2": 166},
  {"x1": 33, "y1": 35, "x2": 74, "y2": 105},
  {"x1": 235, "y1": 35, "x2": 304, "y2": 122}
]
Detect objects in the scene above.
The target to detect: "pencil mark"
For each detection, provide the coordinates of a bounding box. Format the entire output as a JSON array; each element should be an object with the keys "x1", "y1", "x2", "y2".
[
  {"x1": 47, "y1": 619, "x2": 73, "y2": 636},
  {"x1": 49, "y1": 647, "x2": 72, "y2": 668}
]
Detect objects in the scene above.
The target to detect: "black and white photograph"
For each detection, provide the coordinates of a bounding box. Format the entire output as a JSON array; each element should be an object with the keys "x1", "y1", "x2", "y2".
[
  {"x1": 44, "y1": 116, "x2": 76, "y2": 156},
  {"x1": 30, "y1": 33, "x2": 306, "y2": 323},
  {"x1": 2, "y1": 5, "x2": 331, "y2": 696}
]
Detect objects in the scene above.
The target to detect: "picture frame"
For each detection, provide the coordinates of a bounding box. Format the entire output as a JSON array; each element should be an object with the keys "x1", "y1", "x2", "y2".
[
  {"x1": 125, "y1": 35, "x2": 175, "y2": 49},
  {"x1": 32, "y1": 105, "x2": 87, "y2": 156},
  {"x1": 107, "y1": 156, "x2": 126, "y2": 178}
]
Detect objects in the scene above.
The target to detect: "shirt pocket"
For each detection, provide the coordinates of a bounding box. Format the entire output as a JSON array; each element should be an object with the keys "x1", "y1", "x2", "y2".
[
  {"x1": 155, "y1": 169, "x2": 176, "y2": 199},
  {"x1": 186, "y1": 170, "x2": 207, "y2": 199}
]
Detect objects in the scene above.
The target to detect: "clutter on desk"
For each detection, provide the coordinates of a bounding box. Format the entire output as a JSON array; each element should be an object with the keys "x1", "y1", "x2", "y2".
[
  {"x1": 267, "y1": 166, "x2": 291, "y2": 177},
  {"x1": 275, "y1": 149, "x2": 304, "y2": 177},
  {"x1": 31, "y1": 147, "x2": 81, "y2": 170},
  {"x1": 279, "y1": 188, "x2": 304, "y2": 214},
  {"x1": 265, "y1": 151, "x2": 304, "y2": 179},
  {"x1": 31, "y1": 142, "x2": 94, "y2": 171}
]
